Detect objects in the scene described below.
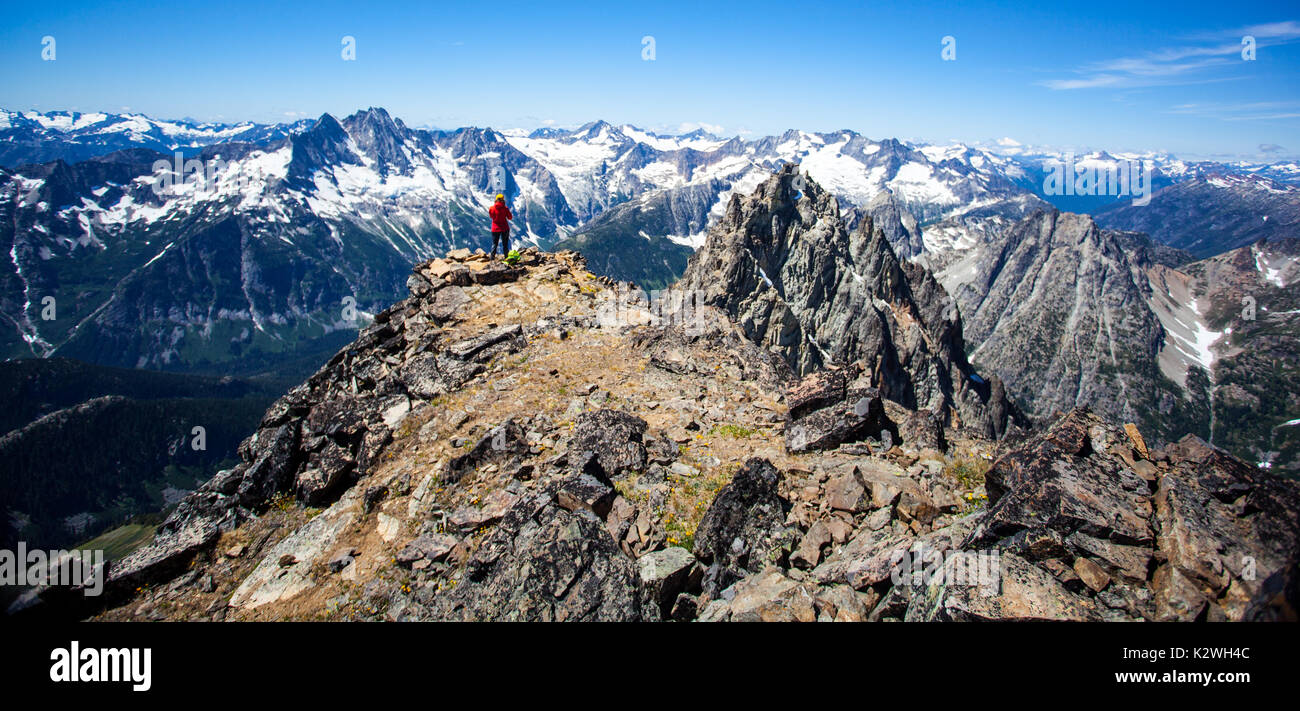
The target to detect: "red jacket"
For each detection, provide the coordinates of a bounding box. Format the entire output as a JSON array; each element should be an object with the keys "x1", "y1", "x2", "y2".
[{"x1": 489, "y1": 201, "x2": 513, "y2": 233}]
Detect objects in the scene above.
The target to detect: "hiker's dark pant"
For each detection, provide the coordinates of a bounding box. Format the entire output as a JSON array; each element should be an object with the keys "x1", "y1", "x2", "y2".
[{"x1": 492, "y1": 229, "x2": 510, "y2": 256}]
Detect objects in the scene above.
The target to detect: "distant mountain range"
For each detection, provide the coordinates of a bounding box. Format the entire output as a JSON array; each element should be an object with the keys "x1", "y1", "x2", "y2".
[
  {"x1": 6, "y1": 109, "x2": 1296, "y2": 366},
  {"x1": 0, "y1": 109, "x2": 313, "y2": 167}
]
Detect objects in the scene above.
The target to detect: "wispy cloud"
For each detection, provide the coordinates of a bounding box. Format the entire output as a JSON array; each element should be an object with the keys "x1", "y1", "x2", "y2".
[
  {"x1": 1040, "y1": 20, "x2": 1300, "y2": 90},
  {"x1": 1189, "y1": 20, "x2": 1300, "y2": 42},
  {"x1": 1167, "y1": 101, "x2": 1300, "y2": 122}
]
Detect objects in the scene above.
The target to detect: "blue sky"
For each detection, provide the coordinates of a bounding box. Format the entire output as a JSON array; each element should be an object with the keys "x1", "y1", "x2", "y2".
[{"x1": 2, "y1": 0, "x2": 1298, "y2": 159}]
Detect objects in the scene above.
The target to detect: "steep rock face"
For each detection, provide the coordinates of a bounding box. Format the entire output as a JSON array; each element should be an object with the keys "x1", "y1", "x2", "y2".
[
  {"x1": 859, "y1": 190, "x2": 923, "y2": 260},
  {"x1": 934, "y1": 209, "x2": 1208, "y2": 445},
  {"x1": 927, "y1": 203, "x2": 1299, "y2": 474},
  {"x1": 1179, "y1": 238, "x2": 1300, "y2": 475},
  {"x1": 678, "y1": 164, "x2": 1018, "y2": 439}
]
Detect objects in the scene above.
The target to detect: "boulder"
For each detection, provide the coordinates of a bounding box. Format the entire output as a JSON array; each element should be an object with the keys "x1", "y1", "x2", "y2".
[
  {"x1": 814, "y1": 585, "x2": 873, "y2": 622},
  {"x1": 445, "y1": 419, "x2": 529, "y2": 483},
  {"x1": 396, "y1": 534, "x2": 457, "y2": 567},
  {"x1": 447, "y1": 324, "x2": 525, "y2": 361},
  {"x1": 726, "y1": 566, "x2": 817, "y2": 622},
  {"x1": 1152, "y1": 434, "x2": 1300, "y2": 620},
  {"x1": 556, "y1": 472, "x2": 616, "y2": 518},
  {"x1": 785, "y1": 367, "x2": 850, "y2": 420},
  {"x1": 429, "y1": 284, "x2": 471, "y2": 320},
  {"x1": 638, "y1": 547, "x2": 698, "y2": 617},
  {"x1": 418, "y1": 494, "x2": 645, "y2": 621},
  {"x1": 784, "y1": 389, "x2": 887, "y2": 454},
  {"x1": 791, "y1": 519, "x2": 832, "y2": 569},
  {"x1": 473, "y1": 264, "x2": 523, "y2": 285},
  {"x1": 693, "y1": 458, "x2": 794, "y2": 598},
  {"x1": 975, "y1": 409, "x2": 1154, "y2": 546},
  {"x1": 569, "y1": 409, "x2": 649, "y2": 479},
  {"x1": 1073, "y1": 557, "x2": 1111, "y2": 593},
  {"x1": 448, "y1": 490, "x2": 518, "y2": 532},
  {"x1": 825, "y1": 469, "x2": 869, "y2": 512},
  {"x1": 908, "y1": 552, "x2": 1101, "y2": 621}
]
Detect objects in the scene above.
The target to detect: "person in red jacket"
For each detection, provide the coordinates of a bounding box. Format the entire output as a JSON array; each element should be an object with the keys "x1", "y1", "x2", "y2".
[{"x1": 489, "y1": 193, "x2": 513, "y2": 259}]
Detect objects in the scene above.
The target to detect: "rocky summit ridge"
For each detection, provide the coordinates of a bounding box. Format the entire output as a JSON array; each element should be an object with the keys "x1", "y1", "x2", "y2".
[{"x1": 19, "y1": 171, "x2": 1298, "y2": 623}]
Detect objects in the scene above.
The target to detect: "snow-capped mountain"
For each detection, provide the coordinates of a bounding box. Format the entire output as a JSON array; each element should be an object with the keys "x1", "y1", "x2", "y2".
[
  {"x1": 0, "y1": 107, "x2": 583, "y2": 370},
  {"x1": 523, "y1": 123, "x2": 1043, "y2": 285},
  {"x1": 0, "y1": 108, "x2": 1060, "y2": 371},
  {"x1": 0, "y1": 109, "x2": 313, "y2": 168},
  {"x1": 941, "y1": 142, "x2": 1300, "y2": 215},
  {"x1": 513, "y1": 123, "x2": 1032, "y2": 228},
  {"x1": 4, "y1": 105, "x2": 1297, "y2": 375}
]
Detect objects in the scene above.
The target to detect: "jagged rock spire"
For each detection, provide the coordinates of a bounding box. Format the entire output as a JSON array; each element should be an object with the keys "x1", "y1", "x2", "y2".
[{"x1": 679, "y1": 164, "x2": 1018, "y2": 438}]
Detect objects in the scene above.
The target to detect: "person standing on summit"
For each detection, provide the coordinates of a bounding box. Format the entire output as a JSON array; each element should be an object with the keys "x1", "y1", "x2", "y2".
[{"x1": 489, "y1": 193, "x2": 513, "y2": 259}]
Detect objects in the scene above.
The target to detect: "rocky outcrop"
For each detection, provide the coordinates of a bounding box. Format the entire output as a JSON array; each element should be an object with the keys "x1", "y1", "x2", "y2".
[
  {"x1": 782, "y1": 365, "x2": 896, "y2": 454},
  {"x1": 569, "y1": 409, "x2": 649, "y2": 480},
  {"x1": 695, "y1": 410, "x2": 1299, "y2": 623},
  {"x1": 914, "y1": 409, "x2": 1300, "y2": 621},
  {"x1": 930, "y1": 199, "x2": 1299, "y2": 474},
  {"x1": 72, "y1": 243, "x2": 800, "y2": 622},
  {"x1": 677, "y1": 164, "x2": 1020, "y2": 440}
]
